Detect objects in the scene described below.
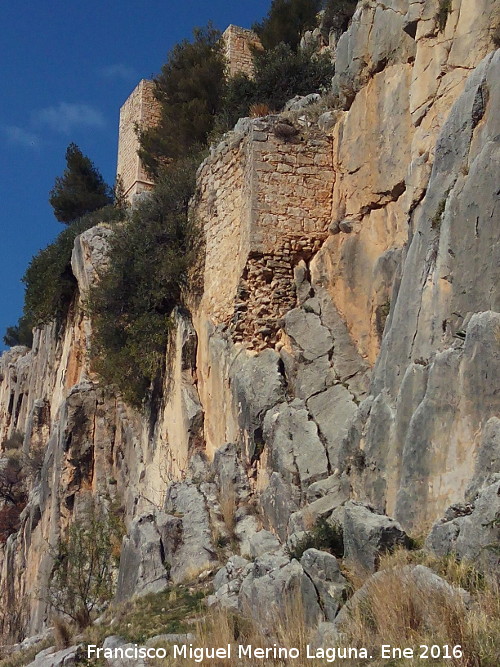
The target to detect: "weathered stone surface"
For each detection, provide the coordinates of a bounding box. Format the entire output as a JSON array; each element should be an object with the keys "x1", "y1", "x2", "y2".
[
  {"x1": 426, "y1": 476, "x2": 500, "y2": 573},
  {"x1": 1, "y1": 1, "x2": 499, "y2": 642},
  {"x1": 115, "y1": 513, "x2": 171, "y2": 602},
  {"x1": 284, "y1": 309, "x2": 333, "y2": 361},
  {"x1": 300, "y1": 549, "x2": 348, "y2": 620},
  {"x1": 164, "y1": 482, "x2": 219, "y2": 583},
  {"x1": 466, "y1": 418, "x2": 500, "y2": 500},
  {"x1": 208, "y1": 556, "x2": 252, "y2": 612},
  {"x1": 307, "y1": 386, "x2": 358, "y2": 468},
  {"x1": 342, "y1": 502, "x2": 410, "y2": 573},
  {"x1": 27, "y1": 646, "x2": 79, "y2": 667},
  {"x1": 260, "y1": 472, "x2": 301, "y2": 541},
  {"x1": 264, "y1": 401, "x2": 329, "y2": 490},
  {"x1": 238, "y1": 557, "x2": 322, "y2": 631},
  {"x1": 288, "y1": 491, "x2": 348, "y2": 535},
  {"x1": 249, "y1": 530, "x2": 282, "y2": 558},
  {"x1": 71, "y1": 224, "x2": 113, "y2": 294},
  {"x1": 285, "y1": 93, "x2": 321, "y2": 111},
  {"x1": 306, "y1": 473, "x2": 351, "y2": 504}
]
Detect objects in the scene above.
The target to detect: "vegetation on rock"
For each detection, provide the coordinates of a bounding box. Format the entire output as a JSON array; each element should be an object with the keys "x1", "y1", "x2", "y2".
[
  {"x1": 287, "y1": 517, "x2": 344, "y2": 560},
  {"x1": 217, "y1": 43, "x2": 335, "y2": 131},
  {"x1": 87, "y1": 155, "x2": 201, "y2": 407},
  {"x1": 2, "y1": 316, "x2": 33, "y2": 348},
  {"x1": 321, "y1": 0, "x2": 357, "y2": 39},
  {"x1": 253, "y1": 0, "x2": 322, "y2": 50},
  {"x1": 49, "y1": 144, "x2": 113, "y2": 224},
  {"x1": 22, "y1": 206, "x2": 123, "y2": 328},
  {"x1": 46, "y1": 503, "x2": 118, "y2": 629},
  {"x1": 137, "y1": 25, "x2": 226, "y2": 179}
]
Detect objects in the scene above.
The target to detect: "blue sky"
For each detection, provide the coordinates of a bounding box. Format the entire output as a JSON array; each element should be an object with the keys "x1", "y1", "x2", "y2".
[{"x1": 0, "y1": 0, "x2": 270, "y2": 351}]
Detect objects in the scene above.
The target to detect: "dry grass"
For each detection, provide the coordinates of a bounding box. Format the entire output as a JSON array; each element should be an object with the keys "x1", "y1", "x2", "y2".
[
  {"x1": 339, "y1": 550, "x2": 500, "y2": 667},
  {"x1": 52, "y1": 616, "x2": 73, "y2": 650},
  {"x1": 144, "y1": 551, "x2": 499, "y2": 667},
  {"x1": 249, "y1": 103, "x2": 272, "y2": 118},
  {"x1": 148, "y1": 587, "x2": 314, "y2": 666},
  {"x1": 218, "y1": 481, "x2": 237, "y2": 539},
  {"x1": 0, "y1": 637, "x2": 54, "y2": 667}
]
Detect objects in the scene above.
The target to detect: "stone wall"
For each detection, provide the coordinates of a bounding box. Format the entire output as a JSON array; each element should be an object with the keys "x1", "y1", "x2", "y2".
[
  {"x1": 116, "y1": 79, "x2": 161, "y2": 201},
  {"x1": 196, "y1": 118, "x2": 334, "y2": 349}
]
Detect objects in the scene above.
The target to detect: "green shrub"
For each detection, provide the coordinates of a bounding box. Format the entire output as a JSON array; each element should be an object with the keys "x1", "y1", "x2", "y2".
[
  {"x1": 46, "y1": 503, "x2": 117, "y2": 629},
  {"x1": 22, "y1": 206, "x2": 123, "y2": 328},
  {"x1": 219, "y1": 43, "x2": 334, "y2": 130},
  {"x1": 137, "y1": 25, "x2": 226, "y2": 179},
  {"x1": 87, "y1": 155, "x2": 201, "y2": 407},
  {"x1": 3, "y1": 316, "x2": 33, "y2": 348},
  {"x1": 436, "y1": 0, "x2": 452, "y2": 32},
  {"x1": 286, "y1": 517, "x2": 344, "y2": 560},
  {"x1": 431, "y1": 196, "x2": 447, "y2": 230},
  {"x1": 321, "y1": 0, "x2": 357, "y2": 39},
  {"x1": 253, "y1": 0, "x2": 322, "y2": 50}
]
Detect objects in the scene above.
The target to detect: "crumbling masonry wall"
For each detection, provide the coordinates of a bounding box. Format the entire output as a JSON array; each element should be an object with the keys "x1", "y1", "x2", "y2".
[{"x1": 197, "y1": 119, "x2": 334, "y2": 350}]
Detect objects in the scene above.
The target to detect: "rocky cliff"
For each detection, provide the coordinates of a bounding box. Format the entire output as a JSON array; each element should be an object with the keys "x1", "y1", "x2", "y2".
[{"x1": 0, "y1": 0, "x2": 498, "y2": 651}]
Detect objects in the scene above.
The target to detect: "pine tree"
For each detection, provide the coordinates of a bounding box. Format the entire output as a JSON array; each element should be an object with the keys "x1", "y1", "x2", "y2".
[{"x1": 49, "y1": 143, "x2": 113, "y2": 224}]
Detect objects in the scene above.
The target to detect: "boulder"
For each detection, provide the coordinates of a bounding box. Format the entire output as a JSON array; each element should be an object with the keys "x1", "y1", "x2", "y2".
[
  {"x1": 27, "y1": 646, "x2": 79, "y2": 667},
  {"x1": 334, "y1": 565, "x2": 471, "y2": 635},
  {"x1": 426, "y1": 475, "x2": 500, "y2": 573},
  {"x1": 164, "y1": 482, "x2": 219, "y2": 583},
  {"x1": 300, "y1": 549, "x2": 348, "y2": 620},
  {"x1": 238, "y1": 557, "x2": 322, "y2": 632},
  {"x1": 342, "y1": 502, "x2": 409, "y2": 573}
]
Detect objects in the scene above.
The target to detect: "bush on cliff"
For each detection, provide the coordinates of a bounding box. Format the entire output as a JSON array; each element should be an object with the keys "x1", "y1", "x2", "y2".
[
  {"x1": 21, "y1": 206, "x2": 123, "y2": 329},
  {"x1": 218, "y1": 43, "x2": 335, "y2": 129},
  {"x1": 321, "y1": 0, "x2": 357, "y2": 39},
  {"x1": 49, "y1": 144, "x2": 113, "y2": 224},
  {"x1": 137, "y1": 25, "x2": 226, "y2": 179},
  {"x1": 2, "y1": 316, "x2": 33, "y2": 348},
  {"x1": 87, "y1": 154, "x2": 201, "y2": 407},
  {"x1": 47, "y1": 503, "x2": 115, "y2": 628},
  {"x1": 253, "y1": 0, "x2": 322, "y2": 50}
]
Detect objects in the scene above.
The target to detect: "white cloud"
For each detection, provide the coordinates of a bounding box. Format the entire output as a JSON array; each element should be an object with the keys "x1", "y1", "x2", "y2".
[
  {"x1": 3, "y1": 125, "x2": 40, "y2": 148},
  {"x1": 34, "y1": 102, "x2": 105, "y2": 134},
  {"x1": 100, "y1": 63, "x2": 137, "y2": 81}
]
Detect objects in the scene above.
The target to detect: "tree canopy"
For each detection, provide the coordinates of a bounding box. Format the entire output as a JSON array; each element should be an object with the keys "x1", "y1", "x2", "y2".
[
  {"x1": 137, "y1": 25, "x2": 226, "y2": 179},
  {"x1": 49, "y1": 143, "x2": 113, "y2": 224},
  {"x1": 253, "y1": 0, "x2": 322, "y2": 50}
]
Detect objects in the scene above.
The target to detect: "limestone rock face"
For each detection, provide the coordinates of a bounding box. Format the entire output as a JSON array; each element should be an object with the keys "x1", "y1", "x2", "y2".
[{"x1": 426, "y1": 475, "x2": 500, "y2": 573}]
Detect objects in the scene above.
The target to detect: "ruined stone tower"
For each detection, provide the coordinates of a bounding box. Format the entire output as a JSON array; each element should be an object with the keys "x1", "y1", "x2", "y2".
[
  {"x1": 116, "y1": 79, "x2": 161, "y2": 201},
  {"x1": 116, "y1": 26, "x2": 261, "y2": 203}
]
